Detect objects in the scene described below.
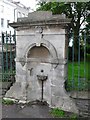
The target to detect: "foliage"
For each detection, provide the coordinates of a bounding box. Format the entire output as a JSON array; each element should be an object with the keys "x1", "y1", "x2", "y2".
[
  {"x1": 37, "y1": 1, "x2": 90, "y2": 61},
  {"x1": 86, "y1": 3, "x2": 90, "y2": 33},
  {"x1": 50, "y1": 108, "x2": 78, "y2": 119},
  {"x1": 50, "y1": 108, "x2": 65, "y2": 117},
  {"x1": 69, "y1": 113, "x2": 78, "y2": 120},
  {"x1": 37, "y1": 1, "x2": 90, "y2": 30},
  {"x1": 2, "y1": 99, "x2": 14, "y2": 105}
]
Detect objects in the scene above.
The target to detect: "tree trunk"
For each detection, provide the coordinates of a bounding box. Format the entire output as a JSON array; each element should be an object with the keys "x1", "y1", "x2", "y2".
[{"x1": 73, "y1": 30, "x2": 79, "y2": 61}]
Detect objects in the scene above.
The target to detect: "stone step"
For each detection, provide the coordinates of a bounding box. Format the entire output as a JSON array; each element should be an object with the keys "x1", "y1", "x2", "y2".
[
  {"x1": 73, "y1": 96, "x2": 90, "y2": 117},
  {"x1": 77, "y1": 106, "x2": 89, "y2": 110},
  {"x1": 79, "y1": 111, "x2": 90, "y2": 117}
]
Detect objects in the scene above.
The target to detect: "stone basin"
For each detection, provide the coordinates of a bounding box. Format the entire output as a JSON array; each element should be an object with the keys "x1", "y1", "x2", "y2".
[{"x1": 37, "y1": 75, "x2": 48, "y2": 81}]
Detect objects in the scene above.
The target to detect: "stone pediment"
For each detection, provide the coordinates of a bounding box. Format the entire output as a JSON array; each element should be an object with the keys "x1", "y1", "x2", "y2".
[
  {"x1": 28, "y1": 11, "x2": 52, "y2": 21},
  {"x1": 18, "y1": 11, "x2": 69, "y2": 22},
  {"x1": 9, "y1": 11, "x2": 71, "y2": 29}
]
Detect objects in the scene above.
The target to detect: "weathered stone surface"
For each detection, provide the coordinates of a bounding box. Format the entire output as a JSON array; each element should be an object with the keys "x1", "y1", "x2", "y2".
[
  {"x1": 28, "y1": 11, "x2": 52, "y2": 21},
  {"x1": 6, "y1": 11, "x2": 78, "y2": 114},
  {"x1": 51, "y1": 95, "x2": 78, "y2": 113},
  {"x1": 17, "y1": 11, "x2": 68, "y2": 23},
  {"x1": 5, "y1": 82, "x2": 24, "y2": 100},
  {"x1": 9, "y1": 11, "x2": 71, "y2": 29},
  {"x1": 0, "y1": 51, "x2": 2, "y2": 81}
]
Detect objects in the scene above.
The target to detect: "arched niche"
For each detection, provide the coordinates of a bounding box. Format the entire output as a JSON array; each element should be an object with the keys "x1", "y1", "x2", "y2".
[
  {"x1": 27, "y1": 45, "x2": 51, "y2": 59},
  {"x1": 25, "y1": 39, "x2": 58, "y2": 60}
]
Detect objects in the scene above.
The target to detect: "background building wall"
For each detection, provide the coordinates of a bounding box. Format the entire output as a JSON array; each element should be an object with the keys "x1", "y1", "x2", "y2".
[
  {"x1": 0, "y1": 0, "x2": 29, "y2": 80},
  {"x1": 0, "y1": 0, "x2": 29, "y2": 42}
]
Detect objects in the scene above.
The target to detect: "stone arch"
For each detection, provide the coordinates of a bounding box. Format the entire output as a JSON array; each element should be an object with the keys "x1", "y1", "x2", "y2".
[{"x1": 24, "y1": 39, "x2": 58, "y2": 60}]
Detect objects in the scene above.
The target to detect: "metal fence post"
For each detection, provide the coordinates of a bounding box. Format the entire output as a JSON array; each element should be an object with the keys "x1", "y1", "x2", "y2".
[
  {"x1": 10, "y1": 31, "x2": 12, "y2": 73},
  {"x1": 84, "y1": 31, "x2": 86, "y2": 81},
  {"x1": 1, "y1": 31, "x2": 16, "y2": 82},
  {"x1": 72, "y1": 32, "x2": 74, "y2": 90},
  {"x1": 78, "y1": 35, "x2": 80, "y2": 90},
  {"x1": 1, "y1": 33, "x2": 4, "y2": 81}
]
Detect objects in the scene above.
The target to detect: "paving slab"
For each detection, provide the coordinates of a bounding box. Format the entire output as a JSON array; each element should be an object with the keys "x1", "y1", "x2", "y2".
[{"x1": 2, "y1": 103, "x2": 53, "y2": 118}]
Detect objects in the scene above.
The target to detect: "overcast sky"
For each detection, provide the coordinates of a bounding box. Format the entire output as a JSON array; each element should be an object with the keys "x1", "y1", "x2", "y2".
[{"x1": 14, "y1": 0, "x2": 38, "y2": 11}]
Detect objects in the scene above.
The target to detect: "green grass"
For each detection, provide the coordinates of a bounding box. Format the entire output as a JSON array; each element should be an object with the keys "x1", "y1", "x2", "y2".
[
  {"x1": 68, "y1": 62, "x2": 88, "y2": 80},
  {"x1": 50, "y1": 108, "x2": 65, "y2": 117},
  {"x1": 69, "y1": 114, "x2": 78, "y2": 120},
  {"x1": 2, "y1": 99, "x2": 14, "y2": 105},
  {"x1": 50, "y1": 108, "x2": 78, "y2": 119},
  {"x1": 67, "y1": 61, "x2": 89, "y2": 91}
]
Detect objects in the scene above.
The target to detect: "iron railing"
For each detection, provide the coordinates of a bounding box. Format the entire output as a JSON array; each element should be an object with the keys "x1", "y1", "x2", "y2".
[
  {"x1": 66, "y1": 32, "x2": 89, "y2": 91},
  {"x1": 0, "y1": 31, "x2": 16, "y2": 82},
  {"x1": 0, "y1": 31, "x2": 89, "y2": 91}
]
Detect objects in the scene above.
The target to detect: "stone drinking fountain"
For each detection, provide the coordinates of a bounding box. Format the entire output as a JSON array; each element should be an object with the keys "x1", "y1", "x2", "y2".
[{"x1": 5, "y1": 11, "x2": 78, "y2": 113}]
